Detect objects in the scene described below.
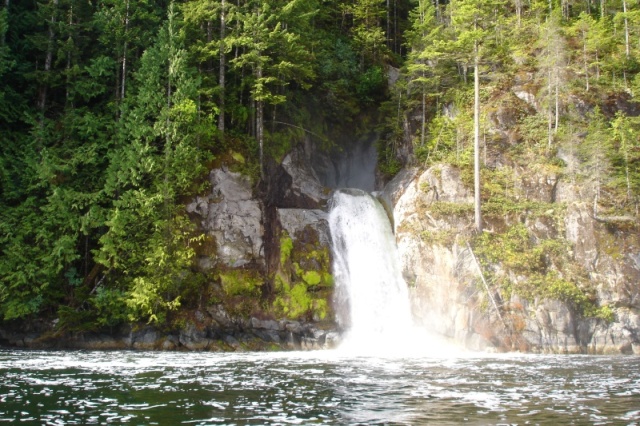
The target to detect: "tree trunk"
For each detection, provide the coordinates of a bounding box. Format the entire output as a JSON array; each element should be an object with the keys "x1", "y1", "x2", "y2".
[
  {"x1": 66, "y1": 4, "x2": 73, "y2": 104},
  {"x1": 555, "y1": 78, "x2": 559, "y2": 133},
  {"x1": 474, "y1": 41, "x2": 482, "y2": 232},
  {"x1": 583, "y1": 31, "x2": 589, "y2": 91},
  {"x1": 421, "y1": 85, "x2": 426, "y2": 147},
  {"x1": 548, "y1": 68, "x2": 553, "y2": 149},
  {"x1": 256, "y1": 65, "x2": 264, "y2": 181},
  {"x1": 623, "y1": 138, "x2": 632, "y2": 201},
  {"x1": 386, "y1": 0, "x2": 390, "y2": 49},
  {"x1": 1, "y1": 0, "x2": 9, "y2": 46},
  {"x1": 39, "y1": 0, "x2": 59, "y2": 114},
  {"x1": 623, "y1": 0, "x2": 630, "y2": 58},
  {"x1": 394, "y1": 0, "x2": 398, "y2": 53},
  {"x1": 121, "y1": 0, "x2": 130, "y2": 102},
  {"x1": 218, "y1": 0, "x2": 226, "y2": 139}
]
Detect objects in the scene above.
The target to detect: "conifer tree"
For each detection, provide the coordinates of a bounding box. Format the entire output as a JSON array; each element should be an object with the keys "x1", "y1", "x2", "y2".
[
  {"x1": 230, "y1": 0, "x2": 315, "y2": 179},
  {"x1": 449, "y1": 0, "x2": 506, "y2": 232},
  {"x1": 405, "y1": 0, "x2": 441, "y2": 149},
  {"x1": 538, "y1": 11, "x2": 567, "y2": 149}
]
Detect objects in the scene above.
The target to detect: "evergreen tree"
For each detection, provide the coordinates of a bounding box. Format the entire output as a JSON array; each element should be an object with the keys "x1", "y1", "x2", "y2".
[
  {"x1": 449, "y1": 0, "x2": 507, "y2": 231},
  {"x1": 96, "y1": 3, "x2": 208, "y2": 324},
  {"x1": 229, "y1": 0, "x2": 315, "y2": 179},
  {"x1": 405, "y1": 0, "x2": 442, "y2": 149},
  {"x1": 538, "y1": 11, "x2": 568, "y2": 149},
  {"x1": 611, "y1": 112, "x2": 640, "y2": 205}
]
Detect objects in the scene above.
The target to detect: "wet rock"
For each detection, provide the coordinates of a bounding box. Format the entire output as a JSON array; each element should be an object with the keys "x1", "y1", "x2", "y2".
[
  {"x1": 251, "y1": 317, "x2": 281, "y2": 331},
  {"x1": 179, "y1": 322, "x2": 210, "y2": 351},
  {"x1": 277, "y1": 209, "x2": 330, "y2": 246},
  {"x1": 223, "y1": 334, "x2": 240, "y2": 349},
  {"x1": 206, "y1": 305, "x2": 235, "y2": 329},
  {"x1": 210, "y1": 168, "x2": 263, "y2": 267},
  {"x1": 131, "y1": 327, "x2": 160, "y2": 350},
  {"x1": 161, "y1": 336, "x2": 179, "y2": 350},
  {"x1": 276, "y1": 147, "x2": 329, "y2": 209},
  {"x1": 379, "y1": 167, "x2": 418, "y2": 217},
  {"x1": 324, "y1": 331, "x2": 341, "y2": 348}
]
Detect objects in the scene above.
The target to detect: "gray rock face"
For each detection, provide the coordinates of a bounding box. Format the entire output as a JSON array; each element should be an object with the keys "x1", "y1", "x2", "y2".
[
  {"x1": 389, "y1": 165, "x2": 640, "y2": 354},
  {"x1": 277, "y1": 208, "x2": 330, "y2": 246},
  {"x1": 279, "y1": 147, "x2": 330, "y2": 209},
  {"x1": 187, "y1": 168, "x2": 264, "y2": 268},
  {"x1": 0, "y1": 310, "x2": 338, "y2": 351},
  {"x1": 378, "y1": 167, "x2": 418, "y2": 217}
]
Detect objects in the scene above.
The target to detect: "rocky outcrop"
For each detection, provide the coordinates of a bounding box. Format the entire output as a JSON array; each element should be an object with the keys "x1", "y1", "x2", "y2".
[
  {"x1": 390, "y1": 165, "x2": 640, "y2": 354},
  {"x1": 275, "y1": 146, "x2": 330, "y2": 209},
  {"x1": 0, "y1": 310, "x2": 339, "y2": 351},
  {"x1": 277, "y1": 209, "x2": 330, "y2": 247},
  {"x1": 177, "y1": 145, "x2": 339, "y2": 350},
  {"x1": 187, "y1": 168, "x2": 264, "y2": 269}
]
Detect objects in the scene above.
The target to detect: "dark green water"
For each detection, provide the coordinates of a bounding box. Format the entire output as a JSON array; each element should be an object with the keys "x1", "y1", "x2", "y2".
[{"x1": 1, "y1": 349, "x2": 639, "y2": 425}]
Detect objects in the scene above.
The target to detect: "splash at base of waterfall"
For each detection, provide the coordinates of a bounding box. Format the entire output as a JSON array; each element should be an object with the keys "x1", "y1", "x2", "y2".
[{"x1": 328, "y1": 189, "x2": 457, "y2": 357}]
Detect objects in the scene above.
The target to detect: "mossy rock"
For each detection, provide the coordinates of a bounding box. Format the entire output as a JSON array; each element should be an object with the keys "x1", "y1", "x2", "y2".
[
  {"x1": 218, "y1": 269, "x2": 263, "y2": 297},
  {"x1": 272, "y1": 230, "x2": 334, "y2": 321}
]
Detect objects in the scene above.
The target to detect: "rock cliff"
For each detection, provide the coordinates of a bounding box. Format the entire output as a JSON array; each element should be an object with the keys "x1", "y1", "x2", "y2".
[{"x1": 387, "y1": 164, "x2": 640, "y2": 354}]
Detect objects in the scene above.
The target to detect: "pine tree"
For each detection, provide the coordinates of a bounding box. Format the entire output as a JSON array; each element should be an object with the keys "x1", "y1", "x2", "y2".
[
  {"x1": 95, "y1": 3, "x2": 208, "y2": 324},
  {"x1": 346, "y1": 0, "x2": 387, "y2": 65},
  {"x1": 230, "y1": 0, "x2": 315, "y2": 179},
  {"x1": 578, "y1": 108, "x2": 612, "y2": 217},
  {"x1": 449, "y1": 0, "x2": 506, "y2": 231},
  {"x1": 538, "y1": 10, "x2": 567, "y2": 149},
  {"x1": 611, "y1": 112, "x2": 640, "y2": 206},
  {"x1": 405, "y1": 0, "x2": 442, "y2": 149}
]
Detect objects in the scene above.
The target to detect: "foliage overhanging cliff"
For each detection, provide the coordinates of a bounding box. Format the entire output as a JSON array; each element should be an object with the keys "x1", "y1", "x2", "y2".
[{"x1": 1, "y1": 0, "x2": 639, "y2": 334}]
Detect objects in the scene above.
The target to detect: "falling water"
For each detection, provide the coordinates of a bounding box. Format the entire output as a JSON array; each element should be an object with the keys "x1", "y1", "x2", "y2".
[{"x1": 328, "y1": 188, "x2": 415, "y2": 354}]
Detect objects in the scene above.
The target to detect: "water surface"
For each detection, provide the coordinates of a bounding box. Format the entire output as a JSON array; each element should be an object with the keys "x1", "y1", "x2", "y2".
[{"x1": 1, "y1": 350, "x2": 639, "y2": 425}]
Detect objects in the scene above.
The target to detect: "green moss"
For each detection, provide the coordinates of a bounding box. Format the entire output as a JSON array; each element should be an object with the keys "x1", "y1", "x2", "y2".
[
  {"x1": 274, "y1": 270, "x2": 289, "y2": 291},
  {"x1": 430, "y1": 202, "x2": 474, "y2": 217},
  {"x1": 312, "y1": 299, "x2": 328, "y2": 320},
  {"x1": 280, "y1": 233, "x2": 294, "y2": 266},
  {"x1": 473, "y1": 223, "x2": 611, "y2": 321},
  {"x1": 321, "y1": 272, "x2": 333, "y2": 287},
  {"x1": 420, "y1": 229, "x2": 459, "y2": 246},
  {"x1": 219, "y1": 270, "x2": 262, "y2": 297},
  {"x1": 272, "y1": 228, "x2": 333, "y2": 320},
  {"x1": 302, "y1": 270, "x2": 322, "y2": 286}
]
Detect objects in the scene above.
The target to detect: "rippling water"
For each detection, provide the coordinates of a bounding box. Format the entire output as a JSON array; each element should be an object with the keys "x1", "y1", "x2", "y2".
[{"x1": 1, "y1": 349, "x2": 639, "y2": 425}]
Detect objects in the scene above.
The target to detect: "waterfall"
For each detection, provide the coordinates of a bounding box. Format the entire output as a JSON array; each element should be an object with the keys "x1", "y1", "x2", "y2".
[{"x1": 328, "y1": 188, "x2": 415, "y2": 353}]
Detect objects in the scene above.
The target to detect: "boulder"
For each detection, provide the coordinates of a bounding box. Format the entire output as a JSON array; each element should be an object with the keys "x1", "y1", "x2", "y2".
[
  {"x1": 277, "y1": 208, "x2": 330, "y2": 246},
  {"x1": 188, "y1": 168, "x2": 264, "y2": 268}
]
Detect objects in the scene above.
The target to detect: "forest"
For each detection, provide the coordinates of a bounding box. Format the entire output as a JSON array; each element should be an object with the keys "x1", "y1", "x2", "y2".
[{"x1": 0, "y1": 0, "x2": 639, "y2": 331}]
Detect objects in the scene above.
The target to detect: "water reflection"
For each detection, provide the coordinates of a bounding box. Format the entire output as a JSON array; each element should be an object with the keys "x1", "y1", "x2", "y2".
[{"x1": 1, "y1": 350, "x2": 639, "y2": 425}]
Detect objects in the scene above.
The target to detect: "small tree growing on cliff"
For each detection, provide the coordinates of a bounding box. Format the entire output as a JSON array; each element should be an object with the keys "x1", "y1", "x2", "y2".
[
  {"x1": 448, "y1": 0, "x2": 506, "y2": 231},
  {"x1": 610, "y1": 112, "x2": 640, "y2": 210},
  {"x1": 578, "y1": 108, "x2": 612, "y2": 217}
]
